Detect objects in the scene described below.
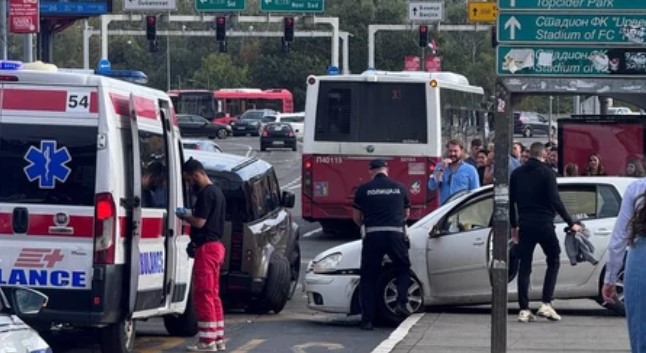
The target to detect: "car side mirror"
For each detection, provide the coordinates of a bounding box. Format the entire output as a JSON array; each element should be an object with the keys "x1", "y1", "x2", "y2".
[
  {"x1": 281, "y1": 190, "x2": 295, "y2": 208},
  {"x1": 429, "y1": 225, "x2": 442, "y2": 238},
  {"x1": 7, "y1": 287, "x2": 48, "y2": 316}
]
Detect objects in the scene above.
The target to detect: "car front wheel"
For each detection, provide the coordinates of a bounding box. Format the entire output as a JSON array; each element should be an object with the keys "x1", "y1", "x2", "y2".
[
  {"x1": 217, "y1": 129, "x2": 228, "y2": 139},
  {"x1": 375, "y1": 269, "x2": 424, "y2": 326}
]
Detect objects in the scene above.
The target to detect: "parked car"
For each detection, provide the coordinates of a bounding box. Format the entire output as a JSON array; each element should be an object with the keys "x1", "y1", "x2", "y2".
[
  {"x1": 260, "y1": 123, "x2": 298, "y2": 152},
  {"x1": 514, "y1": 111, "x2": 555, "y2": 137},
  {"x1": 303, "y1": 177, "x2": 634, "y2": 325},
  {"x1": 182, "y1": 138, "x2": 222, "y2": 153},
  {"x1": 178, "y1": 114, "x2": 231, "y2": 139},
  {"x1": 0, "y1": 286, "x2": 51, "y2": 353},
  {"x1": 186, "y1": 150, "x2": 301, "y2": 313},
  {"x1": 607, "y1": 106, "x2": 635, "y2": 115},
  {"x1": 264, "y1": 112, "x2": 305, "y2": 140},
  {"x1": 232, "y1": 109, "x2": 278, "y2": 136}
]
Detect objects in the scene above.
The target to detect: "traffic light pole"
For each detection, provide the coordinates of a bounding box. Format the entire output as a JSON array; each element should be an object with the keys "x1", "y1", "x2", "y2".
[
  {"x1": 367, "y1": 23, "x2": 491, "y2": 69},
  {"x1": 97, "y1": 14, "x2": 342, "y2": 71}
]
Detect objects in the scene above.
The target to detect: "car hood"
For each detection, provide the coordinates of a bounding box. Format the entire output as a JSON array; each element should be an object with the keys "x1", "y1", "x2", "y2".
[{"x1": 0, "y1": 315, "x2": 50, "y2": 352}]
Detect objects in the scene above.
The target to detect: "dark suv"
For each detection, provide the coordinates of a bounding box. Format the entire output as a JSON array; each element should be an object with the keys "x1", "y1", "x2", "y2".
[
  {"x1": 185, "y1": 150, "x2": 300, "y2": 314},
  {"x1": 514, "y1": 111, "x2": 554, "y2": 137},
  {"x1": 232, "y1": 109, "x2": 278, "y2": 136}
]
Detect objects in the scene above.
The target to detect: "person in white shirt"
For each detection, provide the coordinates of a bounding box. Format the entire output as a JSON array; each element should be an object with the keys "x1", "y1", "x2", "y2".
[{"x1": 603, "y1": 178, "x2": 646, "y2": 353}]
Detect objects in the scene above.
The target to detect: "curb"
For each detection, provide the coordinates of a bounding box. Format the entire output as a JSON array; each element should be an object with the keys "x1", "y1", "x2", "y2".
[{"x1": 369, "y1": 313, "x2": 424, "y2": 353}]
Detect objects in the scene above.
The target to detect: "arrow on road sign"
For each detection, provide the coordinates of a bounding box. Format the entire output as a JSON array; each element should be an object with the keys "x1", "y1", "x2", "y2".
[
  {"x1": 510, "y1": 0, "x2": 516, "y2": 7},
  {"x1": 413, "y1": 7, "x2": 418, "y2": 15},
  {"x1": 504, "y1": 16, "x2": 521, "y2": 40},
  {"x1": 472, "y1": 8, "x2": 478, "y2": 17}
]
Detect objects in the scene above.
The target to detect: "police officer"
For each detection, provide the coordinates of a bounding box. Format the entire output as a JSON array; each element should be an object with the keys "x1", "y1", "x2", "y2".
[{"x1": 352, "y1": 159, "x2": 412, "y2": 331}]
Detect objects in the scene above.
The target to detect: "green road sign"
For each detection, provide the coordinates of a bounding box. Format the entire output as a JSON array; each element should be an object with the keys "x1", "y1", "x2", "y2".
[
  {"x1": 260, "y1": 0, "x2": 324, "y2": 13},
  {"x1": 497, "y1": 13, "x2": 646, "y2": 44},
  {"x1": 497, "y1": 46, "x2": 646, "y2": 76},
  {"x1": 195, "y1": 0, "x2": 244, "y2": 12},
  {"x1": 498, "y1": 0, "x2": 646, "y2": 11}
]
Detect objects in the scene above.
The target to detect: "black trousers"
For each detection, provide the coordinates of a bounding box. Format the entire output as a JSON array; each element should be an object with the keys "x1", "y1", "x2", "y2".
[
  {"x1": 517, "y1": 223, "x2": 561, "y2": 310},
  {"x1": 360, "y1": 231, "x2": 411, "y2": 324}
]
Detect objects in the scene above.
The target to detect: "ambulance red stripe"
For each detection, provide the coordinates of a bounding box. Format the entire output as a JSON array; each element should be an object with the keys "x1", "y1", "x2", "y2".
[
  {"x1": 90, "y1": 91, "x2": 99, "y2": 113},
  {"x1": 109, "y1": 93, "x2": 157, "y2": 120},
  {"x1": 2, "y1": 89, "x2": 68, "y2": 111},
  {"x1": 141, "y1": 217, "x2": 163, "y2": 238}
]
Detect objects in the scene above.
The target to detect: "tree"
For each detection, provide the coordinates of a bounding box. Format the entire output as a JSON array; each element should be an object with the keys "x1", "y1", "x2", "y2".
[{"x1": 192, "y1": 53, "x2": 249, "y2": 90}]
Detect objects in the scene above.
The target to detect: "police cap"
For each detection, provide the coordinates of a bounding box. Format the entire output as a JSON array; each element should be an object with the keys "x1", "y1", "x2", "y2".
[{"x1": 369, "y1": 159, "x2": 388, "y2": 170}]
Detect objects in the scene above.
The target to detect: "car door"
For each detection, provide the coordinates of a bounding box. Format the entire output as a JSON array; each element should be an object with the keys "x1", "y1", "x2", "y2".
[
  {"x1": 529, "y1": 183, "x2": 620, "y2": 294},
  {"x1": 178, "y1": 116, "x2": 195, "y2": 136},
  {"x1": 427, "y1": 192, "x2": 494, "y2": 299}
]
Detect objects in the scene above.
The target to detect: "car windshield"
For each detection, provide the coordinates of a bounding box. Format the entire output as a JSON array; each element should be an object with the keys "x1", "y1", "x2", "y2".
[{"x1": 240, "y1": 111, "x2": 264, "y2": 120}]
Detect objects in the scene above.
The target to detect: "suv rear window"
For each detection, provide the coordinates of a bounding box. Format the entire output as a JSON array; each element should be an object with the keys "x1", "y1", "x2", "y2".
[{"x1": 0, "y1": 124, "x2": 97, "y2": 206}]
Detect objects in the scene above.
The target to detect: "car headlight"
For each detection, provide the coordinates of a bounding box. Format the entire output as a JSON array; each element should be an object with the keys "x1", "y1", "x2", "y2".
[
  {"x1": 312, "y1": 252, "x2": 343, "y2": 274},
  {"x1": 225, "y1": 125, "x2": 232, "y2": 131}
]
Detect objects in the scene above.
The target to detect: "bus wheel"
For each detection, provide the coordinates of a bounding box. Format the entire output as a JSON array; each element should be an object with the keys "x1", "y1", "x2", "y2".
[
  {"x1": 164, "y1": 287, "x2": 199, "y2": 336},
  {"x1": 100, "y1": 318, "x2": 136, "y2": 353}
]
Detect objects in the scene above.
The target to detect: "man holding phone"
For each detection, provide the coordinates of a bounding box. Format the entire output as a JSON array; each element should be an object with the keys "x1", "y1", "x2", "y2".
[
  {"x1": 428, "y1": 139, "x2": 480, "y2": 205},
  {"x1": 177, "y1": 158, "x2": 227, "y2": 352}
]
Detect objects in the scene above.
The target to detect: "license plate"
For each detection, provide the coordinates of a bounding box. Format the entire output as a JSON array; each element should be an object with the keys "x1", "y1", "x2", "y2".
[
  {"x1": 273, "y1": 141, "x2": 284, "y2": 145},
  {"x1": 236, "y1": 127, "x2": 245, "y2": 130}
]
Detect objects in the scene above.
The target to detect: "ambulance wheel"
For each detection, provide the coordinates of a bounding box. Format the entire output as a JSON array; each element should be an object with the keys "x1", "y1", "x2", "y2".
[
  {"x1": 100, "y1": 318, "x2": 136, "y2": 353},
  {"x1": 248, "y1": 254, "x2": 291, "y2": 314},
  {"x1": 164, "y1": 288, "x2": 199, "y2": 337}
]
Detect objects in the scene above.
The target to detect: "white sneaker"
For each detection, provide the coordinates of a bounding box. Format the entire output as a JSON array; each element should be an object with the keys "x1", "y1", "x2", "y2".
[
  {"x1": 216, "y1": 340, "x2": 226, "y2": 351},
  {"x1": 537, "y1": 303, "x2": 561, "y2": 321},
  {"x1": 186, "y1": 341, "x2": 218, "y2": 352},
  {"x1": 518, "y1": 309, "x2": 536, "y2": 323}
]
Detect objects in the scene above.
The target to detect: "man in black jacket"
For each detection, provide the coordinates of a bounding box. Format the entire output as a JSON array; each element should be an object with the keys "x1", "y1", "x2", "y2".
[{"x1": 510, "y1": 142, "x2": 582, "y2": 323}]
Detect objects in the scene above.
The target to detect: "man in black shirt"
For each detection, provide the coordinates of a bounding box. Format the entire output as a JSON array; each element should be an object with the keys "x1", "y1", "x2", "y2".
[
  {"x1": 353, "y1": 159, "x2": 412, "y2": 331},
  {"x1": 179, "y1": 158, "x2": 227, "y2": 352},
  {"x1": 510, "y1": 142, "x2": 582, "y2": 323}
]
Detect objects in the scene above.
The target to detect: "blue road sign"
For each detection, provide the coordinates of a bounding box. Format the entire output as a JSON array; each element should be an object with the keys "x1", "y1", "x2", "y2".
[
  {"x1": 327, "y1": 66, "x2": 340, "y2": 75},
  {"x1": 97, "y1": 59, "x2": 111, "y2": 73}
]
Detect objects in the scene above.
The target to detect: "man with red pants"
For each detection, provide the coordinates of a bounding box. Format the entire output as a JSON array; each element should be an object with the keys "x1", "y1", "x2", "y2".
[{"x1": 179, "y1": 158, "x2": 227, "y2": 352}]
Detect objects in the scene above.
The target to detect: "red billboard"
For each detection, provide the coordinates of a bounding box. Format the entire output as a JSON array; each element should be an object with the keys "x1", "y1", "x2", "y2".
[{"x1": 9, "y1": 0, "x2": 39, "y2": 34}]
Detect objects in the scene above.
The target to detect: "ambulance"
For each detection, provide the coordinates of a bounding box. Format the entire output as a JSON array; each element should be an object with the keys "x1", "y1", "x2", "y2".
[{"x1": 0, "y1": 61, "x2": 196, "y2": 353}]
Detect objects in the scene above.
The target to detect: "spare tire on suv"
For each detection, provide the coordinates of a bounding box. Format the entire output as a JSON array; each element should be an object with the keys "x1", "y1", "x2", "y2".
[{"x1": 185, "y1": 150, "x2": 300, "y2": 315}]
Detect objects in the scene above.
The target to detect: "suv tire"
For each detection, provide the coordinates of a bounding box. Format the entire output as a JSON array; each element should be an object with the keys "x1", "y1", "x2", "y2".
[
  {"x1": 100, "y1": 318, "x2": 136, "y2": 353},
  {"x1": 163, "y1": 287, "x2": 199, "y2": 337},
  {"x1": 249, "y1": 254, "x2": 291, "y2": 314},
  {"x1": 288, "y1": 243, "x2": 301, "y2": 300}
]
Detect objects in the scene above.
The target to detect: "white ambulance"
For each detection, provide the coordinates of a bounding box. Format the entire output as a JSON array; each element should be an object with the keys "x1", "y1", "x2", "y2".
[{"x1": 0, "y1": 61, "x2": 196, "y2": 353}]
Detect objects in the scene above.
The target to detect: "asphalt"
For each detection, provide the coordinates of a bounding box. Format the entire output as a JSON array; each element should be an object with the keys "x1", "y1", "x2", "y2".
[{"x1": 372, "y1": 300, "x2": 632, "y2": 353}]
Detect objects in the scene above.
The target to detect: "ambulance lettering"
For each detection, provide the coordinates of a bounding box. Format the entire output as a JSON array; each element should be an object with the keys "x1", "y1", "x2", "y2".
[
  {"x1": 0, "y1": 248, "x2": 88, "y2": 288},
  {"x1": 140, "y1": 251, "x2": 164, "y2": 275},
  {"x1": 23, "y1": 140, "x2": 72, "y2": 189}
]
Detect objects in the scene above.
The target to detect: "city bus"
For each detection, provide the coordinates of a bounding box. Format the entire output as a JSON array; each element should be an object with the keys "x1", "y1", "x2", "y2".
[
  {"x1": 168, "y1": 88, "x2": 294, "y2": 121},
  {"x1": 302, "y1": 70, "x2": 486, "y2": 234}
]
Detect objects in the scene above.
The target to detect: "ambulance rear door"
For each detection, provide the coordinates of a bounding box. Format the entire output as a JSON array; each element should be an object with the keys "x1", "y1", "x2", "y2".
[
  {"x1": 0, "y1": 84, "x2": 99, "y2": 320},
  {"x1": 127, "y1": 93, "x2": 172, "y2": 317}
]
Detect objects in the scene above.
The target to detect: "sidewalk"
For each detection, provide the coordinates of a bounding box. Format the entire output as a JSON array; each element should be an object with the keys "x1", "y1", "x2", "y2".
[{"x1": 373, "y1": 300, "x2": 631, "y2": 353}]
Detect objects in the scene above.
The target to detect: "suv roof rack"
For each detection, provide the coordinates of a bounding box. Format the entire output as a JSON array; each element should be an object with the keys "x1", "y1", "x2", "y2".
[{"x1": 232, "y1": 157, "x2": 259, "y2": 172}]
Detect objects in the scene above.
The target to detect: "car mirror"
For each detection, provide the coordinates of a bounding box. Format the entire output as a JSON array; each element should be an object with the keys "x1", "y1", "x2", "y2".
[
  {"x1": 281, "y1": 190, "x2": 296, "y2": 208},
  {"x1": 7, "y1": 287, "x2": 48, "y2": 316},
  {"x1": 429, "y1": 225, "x2": 442, "y2": 238}
]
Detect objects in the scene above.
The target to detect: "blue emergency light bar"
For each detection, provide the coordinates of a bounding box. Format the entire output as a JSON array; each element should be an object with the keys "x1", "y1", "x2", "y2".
[
  {"x1": 0, "y1": 60, "x2": 149, "y2": 85},
  {"x1": 0, "y1": 60, "x2": 23, "y2": 70}
]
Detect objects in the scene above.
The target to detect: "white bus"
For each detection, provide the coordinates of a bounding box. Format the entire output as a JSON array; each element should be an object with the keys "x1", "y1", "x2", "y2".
[{"x1": 302, "y1": 70, "x2": 486, "y2": 234}]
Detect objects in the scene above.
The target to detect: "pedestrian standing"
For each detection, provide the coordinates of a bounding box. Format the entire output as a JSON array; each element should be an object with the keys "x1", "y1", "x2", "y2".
[
  {"x1": 428, "y1": 139, "x2": 480, "y2": 204},
  {"x1": 602, "y1": 179, "x2": 646, "y2": 353},
  {"x1": 353, "y1": 159, "x2": 412, "y2": 331},
  {"x1": 510, "y1": 142, "x2": 582, "y2": 323},
  {"x1": 465, "y1": 138, "x2": 483, "y2": 167},
  {"x1": 179, "y1": 158, "x2": 227, "y2": 352}
]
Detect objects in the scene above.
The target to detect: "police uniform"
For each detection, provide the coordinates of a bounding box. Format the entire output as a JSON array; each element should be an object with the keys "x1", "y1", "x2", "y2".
[{"x1": 353, "y1": 159, "x2": 412, "y2": 329}]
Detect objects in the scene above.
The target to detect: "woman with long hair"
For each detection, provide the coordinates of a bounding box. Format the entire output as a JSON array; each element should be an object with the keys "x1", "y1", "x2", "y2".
[
  {"x1": 476, "y1": 149, "x2": 489, "y2": 185},
  {"x1": 584, "y1": 153, "x2": 606, "y2": 176},
  {"x1": 603, "y1": 179, "x2": 646, "y2": 352},
  {"x1": 625, "y1": 157, "x2": 646, "y2": 177}
]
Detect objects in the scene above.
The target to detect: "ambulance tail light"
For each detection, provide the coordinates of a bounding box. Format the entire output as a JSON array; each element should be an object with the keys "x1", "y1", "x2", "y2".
[
  {"x1": 0, "y1": 75, "x2": 18, "y2": 81},
  {"x1": 302, "y1": 154, "x2": 313, "y2": 198},
  {"x1": 94, "y1": 193, "x2": 116, "y2": 264}
]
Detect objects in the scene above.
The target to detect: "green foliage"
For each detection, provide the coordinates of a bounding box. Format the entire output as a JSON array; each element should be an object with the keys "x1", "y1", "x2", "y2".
[{"x1": 192, "y1": 53, "x2": 250, "y2": 89}]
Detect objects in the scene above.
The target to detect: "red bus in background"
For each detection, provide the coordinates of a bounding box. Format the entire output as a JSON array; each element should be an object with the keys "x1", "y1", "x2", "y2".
[
  {"x1": 302, "y1": 70, "x2": 486, "y2": 235},
  {"x1": 168, "y1": 88, "x2": 294, "y2": 123}
]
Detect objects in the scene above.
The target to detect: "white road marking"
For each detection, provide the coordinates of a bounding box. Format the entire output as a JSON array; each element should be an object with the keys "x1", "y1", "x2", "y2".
[
  {"x1": 282, "y1": 176, "x2": 302, "y2": 189},
  {"x1": 303, "y1": 227, "x2": 322, "y2": 238},
  {"x1": 370, "y1": 313, "x2": 424, "y2": 353}
]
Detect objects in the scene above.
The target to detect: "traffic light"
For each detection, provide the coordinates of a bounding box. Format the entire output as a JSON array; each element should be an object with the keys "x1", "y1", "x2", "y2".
[
  {"x1": 216, "y1": 16, "x2": 226, "y2": 41},
  {"x1": 283, "y1": 17, "x2": 294, "y2": 42},
  {"x1": 146, "y1": 15, "x2": 157, "y2": 41},
  {"x1": 418, "y1": 25, "x2": 428, "y2": 48}
]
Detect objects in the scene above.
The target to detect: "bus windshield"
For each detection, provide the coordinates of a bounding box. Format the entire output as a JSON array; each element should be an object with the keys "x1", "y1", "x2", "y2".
[
  {"x1": 314, "y1": 81, "x2": 427, "y2": 144},
  {"x1": 175, "y1": 92, "x2": 216, "y2": 119}
]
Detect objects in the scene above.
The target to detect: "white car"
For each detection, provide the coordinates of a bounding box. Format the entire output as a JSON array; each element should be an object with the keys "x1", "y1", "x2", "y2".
[
  {"x1": 0, "y1": 287, "x2": 51, "y2": 353},
  {"x1": 182, "y1": 138, "x2": 223, "y2": 153},
  {"x1": 303, "y1": 177, "x2": 633, "y2": 325},
  {"x1": 265, "y1": 112, "x2": 304, "y2": 140}
]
